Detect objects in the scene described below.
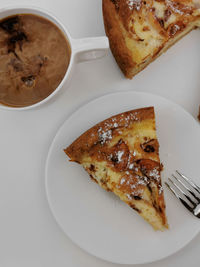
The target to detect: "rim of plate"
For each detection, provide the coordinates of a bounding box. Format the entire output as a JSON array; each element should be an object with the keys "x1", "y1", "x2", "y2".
[{"x1": 45, "y1": 91, "x2": 200, "y2": 265}]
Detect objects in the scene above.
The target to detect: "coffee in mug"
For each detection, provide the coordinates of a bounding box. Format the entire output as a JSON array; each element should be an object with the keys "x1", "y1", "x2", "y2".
[{"x1": 0, "y1": 14, "x2": 71, "y2": 107}]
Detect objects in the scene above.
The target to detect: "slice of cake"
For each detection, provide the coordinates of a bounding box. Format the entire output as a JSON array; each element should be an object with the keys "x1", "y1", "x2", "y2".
[
  {"x1": 103, "y1": 0, "x2": 200, "y2": 78},
  {"x1": 64, "y1": 107, "x2": 168, "y2": 230}
]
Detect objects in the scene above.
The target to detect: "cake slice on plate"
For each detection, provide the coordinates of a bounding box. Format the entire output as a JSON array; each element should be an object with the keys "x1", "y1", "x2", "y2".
[
  {"x1": 103, "y1": 0, "x2": 200, "y2": 78},
  {"x1": 64, "y1": 107, "x2": 168, "y2": 230}
]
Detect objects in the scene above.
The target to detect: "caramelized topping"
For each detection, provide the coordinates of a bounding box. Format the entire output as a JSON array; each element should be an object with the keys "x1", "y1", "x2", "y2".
[
  {"x1": 164, "y1": 8, "x2": 172, "y2": 21},
  {"x1": 110, "y1": 0, "x2": 197, "y2": 39},
  {"x1": 109, "y1": 139, "x2": 130, "y2": 170},
  {"x1": 140, "y1": 139, "x2": 159, "y2": 153},
  {"x1": 138, "y1": 159, "x2": 161, "y2": 182}
]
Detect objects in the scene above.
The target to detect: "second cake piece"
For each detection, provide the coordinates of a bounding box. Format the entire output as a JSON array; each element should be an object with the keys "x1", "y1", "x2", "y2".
[{"x1": 103, "y1": 0, "x2": 200, "y2": 78}]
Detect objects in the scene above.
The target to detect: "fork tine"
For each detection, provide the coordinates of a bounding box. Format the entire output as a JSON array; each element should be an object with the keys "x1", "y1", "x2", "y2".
[
  {"x1": 172, "y1": 174, "x2": 200, "y2": 202},
  {"x1": 168, "y1": 178, "x2": 196, "y2": 206},
  {"x1": 176, "y1": 170, "x2": 200, "y2": 195},
  {"x1": 165, "y1": 182, "x2": 194, "y2": 212}
]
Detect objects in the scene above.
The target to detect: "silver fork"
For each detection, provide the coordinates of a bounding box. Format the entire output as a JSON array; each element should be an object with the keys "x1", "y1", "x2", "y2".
[{"x1": 165, "y1": 170, "x2": 200, "y2": 218}]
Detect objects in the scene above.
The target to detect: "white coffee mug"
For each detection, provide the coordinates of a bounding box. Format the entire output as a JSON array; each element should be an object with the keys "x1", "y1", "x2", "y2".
[{"x1": 0, "y1": 6, "x2": 109, "y2": 110}]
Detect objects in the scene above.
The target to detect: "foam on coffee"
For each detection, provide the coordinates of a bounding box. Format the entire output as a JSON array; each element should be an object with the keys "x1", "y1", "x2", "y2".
[{"x1": 0, "y1": 14, "x2": 71, "y2": 107}]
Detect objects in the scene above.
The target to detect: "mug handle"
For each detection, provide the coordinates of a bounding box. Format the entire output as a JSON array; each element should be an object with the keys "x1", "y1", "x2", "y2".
[{"x1": 71, "y1": 36, "x2": 109, "y2": 63}]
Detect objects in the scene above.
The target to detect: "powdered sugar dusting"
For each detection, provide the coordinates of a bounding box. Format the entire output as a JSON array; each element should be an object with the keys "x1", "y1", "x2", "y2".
[
  {"x1": 130, "y1": 183, "x2": 136, "y2": 189},
  {"x1": 98, "y1": 127, "x2": 112, "y2": 144},
  {"x1": 127, "y1": 0, "x2": 142, "y2": 11},
  {"x1": 126, "y1": 193, "x2": 132, "y2": 200},
  {"x1": 116, "y1": 150, "x2": 124, "y2": 162},
  {"x1": 128, "y1": 163, "x2": 134, "y2": 170},
  {"x1": 120, "y1": 112, "x2": 139, "y2": 127},
  {"x1": 119, "y1": 173, "x2": 149, "y2": 198},
  {"x1": 148, "y1": 168, "x2": 160, "y2": 182},
  {"x1": 126, "y1": 189, "x2": 143, "y2": 200},
  {"x1": 169, "y1": 24, "x2": 181, "y2": 36},
  {"x1": 159, "y1": 184, "x2": 163, "y2": 195},
  {"x1": 136, "y1": 179, "x2": 147, "y2": 186},
  {"x1": 166, "y1": 0, "x2": 191, "y2": 15},
  {"x1": 97, "y1": 111, "x2": 139, "y2": 144},
  {"x1": 98, "y1": 111, "x2": 139, "y2": 140},
  {"x1": 120, "y1": 177, "x2": 126, "y2": 185}
]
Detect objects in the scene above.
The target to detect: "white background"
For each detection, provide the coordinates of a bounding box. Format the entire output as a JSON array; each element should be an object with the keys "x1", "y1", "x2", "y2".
[{"x1": 1, "y1": 0, "x2": 200, "y2": 266}]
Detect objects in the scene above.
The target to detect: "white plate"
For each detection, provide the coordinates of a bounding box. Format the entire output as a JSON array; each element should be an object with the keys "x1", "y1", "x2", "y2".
[{"x1": 45, "y1": 91, "x2": 200, "y2": 265}]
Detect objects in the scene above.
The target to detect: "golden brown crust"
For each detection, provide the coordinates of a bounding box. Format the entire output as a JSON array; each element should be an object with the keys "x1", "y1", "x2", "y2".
[
  {"x1": 103, "y1": 0, "x2": 200, "y2": 79},
  {"x1": 65, "y1": 106, "x2": 154, "y2": 160},
  {"x1": 103, "y1": 0, "x2": 136, "y2": 78}
]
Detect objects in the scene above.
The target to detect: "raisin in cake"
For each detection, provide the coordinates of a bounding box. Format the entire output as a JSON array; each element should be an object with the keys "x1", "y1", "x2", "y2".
[
  {"x1": 64, "y1": 107, "x2": 168, "y2": 230},
  {"x1": 103, "y1": 0, "x2": 200, "y2": 78}
]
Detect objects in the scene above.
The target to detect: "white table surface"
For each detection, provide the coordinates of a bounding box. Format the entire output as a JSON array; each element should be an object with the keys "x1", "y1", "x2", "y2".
[{"x1": 1, "y1": 0, "x2": 200, "y2": 266}]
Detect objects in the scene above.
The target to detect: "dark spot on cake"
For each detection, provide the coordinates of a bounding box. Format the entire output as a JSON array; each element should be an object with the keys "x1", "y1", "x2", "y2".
[
  {"x1": 147, "y1": 183, "x2": 152, "y2": 194},
  {"x1": 100, "y1": 178, "x2": 110, "y2": 191},
  {"x1": 144, "y1": 145, "x2": 155, "y2": 153},
  {"x1": 100, "y1": 178, "x2": 107, "y2": 185},
  {"x1": 74, "y1": 160, "x2": 80, "y2": 164},
  {"x1": 111, "y1": 0, "x2": 120, "y2": 9},
  {"x1": 169, "y1": 23, "x2": 185, "y2": 37},
  {"x1": 133, "y1": 195, "x2": 142, "y2": 200},
  {"x1": 89, "y1": 174, "x2": 98, "y2": 184},
  {"x1": 164, "y1": 9, "x2": 171, "y2": 21},
  {"x1": 111, "y1": 155, "x2": 119, "y2": 163},
  {"x1": 130, "y1": 204, "x2": 141, "y2": 213},
  {"x1": 141, "y1": 139, "x2": 158, "y2": 153},
  {"x1": 158, "y1": 18, "x2": 164, "y2": 28},
  {"x1": 118, "y1": 138, "x2": 123, "y2": 145},
  {"x1": 89, "y1": 164, "x2": 95, "y2": 172}
]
